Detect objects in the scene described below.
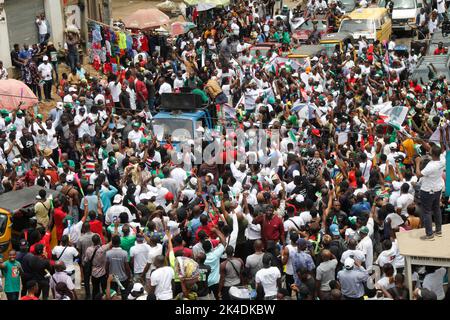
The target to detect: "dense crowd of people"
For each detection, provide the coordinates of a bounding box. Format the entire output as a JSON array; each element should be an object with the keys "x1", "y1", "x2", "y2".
[{"x1": 0, "y1": 0, "x2": 449, "y2": 301}]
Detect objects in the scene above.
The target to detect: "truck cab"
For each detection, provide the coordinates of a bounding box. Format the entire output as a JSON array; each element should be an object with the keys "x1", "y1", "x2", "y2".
[
  {"x1": 152, "y1": 93, "x2": 214, "y2": 148},
  {"x1": 378, "y1": 0, "x2": 422, "y2": 34}
]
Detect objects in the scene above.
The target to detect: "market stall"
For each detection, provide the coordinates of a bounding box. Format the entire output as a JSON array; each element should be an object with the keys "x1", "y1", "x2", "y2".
[{"x1": 183, "y1": 0, "x2": 230, "y2": 23}]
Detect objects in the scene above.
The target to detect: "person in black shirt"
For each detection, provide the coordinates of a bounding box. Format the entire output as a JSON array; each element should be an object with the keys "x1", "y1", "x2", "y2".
[
  {"x1": 119, "y1": 82, "x2": 131, "y2": 113},
  {"x1": 18, "y1": 128, "x2": 38, "y2": 169},
  {"x1": 10, "y1": 44, "x2": 24, "y2": 78},
  {"x1": 144, "y1": 72, "x2": 156, "y2": 112},
  {"x1": 195, "y1": 252, "x2": 211, "y2": 299},
  {"x1": 28, "y1": 244, "x2": 51, "y2": 300}
]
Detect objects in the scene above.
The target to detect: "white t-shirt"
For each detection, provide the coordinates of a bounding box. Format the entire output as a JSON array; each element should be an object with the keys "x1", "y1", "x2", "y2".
[
  {"x1": 52, "y1": 246, "x2": 79, "y2": 272},
  {"x1": 150, "y1": 266, "x2": 174, "y2": 300},
  {"x1": 396, "y1": 193, "x2": 414, "y2": 217},
  {"x1": 255, "y1": 266, "x2": 281, "y2": 297},
  {"x1": 108, "y1": 81, "x2": 122, "y2": 103},
  {"x1": 130, "y1": 242, "x2": 151, "y2": 274},
  {"x1": 173, "y1": 77, "x2": 184, "y2": 89},
  {"x1": 159, "y1": 82, "x2": 172, "y2": 95},
  {"x1": 359, "y1": 160, "x2": 372, "y2": 182},
  {"x1": 299, "y1": 211, "x2": 312, "y2": 225},
  {"x1": 145, "y1": 244, "x2": 163, "y2": 280},
  {"x1": 62, "y1": 221, "x2": 83, "y2": 245},
  {"x1": 376, "y1": 276, "x2": 395, "y2": 291},
  {"x1": 284, "y1": 216, "x2": 304, "y2": 232},
  {"x1": 36, "y1": 19, "x2": 48, "y2": 35},
  {"x1": 340, "y1": 249, "x2": 365, "y2": 264},
  {"x1": 74, "y1": 114, "x2": 90, "y2": 139},
  {"x1": 356, "y1": 236, "x2": 373, "y2": 272},
  {"x1": 38, "y1": 63, "x2": 53, "y2": 81},
  {"x1": 385, "y1": 213, "x2": 404, "y2": 229},
  {"x1": 128, "y1": 129, "x2": 143, "y2": 146}
]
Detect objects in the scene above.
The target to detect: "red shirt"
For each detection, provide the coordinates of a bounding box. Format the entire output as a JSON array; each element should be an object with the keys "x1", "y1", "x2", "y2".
[
  {"x1": 89, "y1": 220, "x2": 105, "y2": 244},
  {"x1": 20, "y1": 296, "x2": 39, "y2": 300},
  {"x1": 195, "y1": 224, "x2": 216, "y2": 243},
  {"x1": 30, "y1": 231, "x2": 52, "y2": 259},
  {"x1": 135, "y1": 80, "x2": 148, "y2": 102},
  {"x1": 24, "y1": 170, "x2": 37, "y2": 187},
  {"x1": 434, "y1": 48, "x2": 446, "y2": 55},
  {"x1": 53, "y1": 207, "x2": 67, "y2": 242},
  {"x1": 254, "y1": 214, "x2": 285, "y2": 244},
  {"x1": 170, "y1": 246, "x2": 193, "y2": 258}
]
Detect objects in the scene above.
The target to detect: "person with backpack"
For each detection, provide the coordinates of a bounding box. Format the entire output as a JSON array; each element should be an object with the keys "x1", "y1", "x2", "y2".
[
  {"x1": 51, "y1": 235, "x2": 79, "y2": 282},
  {"x1": 218, "y1": 245, "x2": 244, "y2": 300},
  {"x1": 84, "y1": 234, "x2": 112, "y2": 300},
  {"x1": 49, "y1": 261, "x2": 77, "y2": 300}
]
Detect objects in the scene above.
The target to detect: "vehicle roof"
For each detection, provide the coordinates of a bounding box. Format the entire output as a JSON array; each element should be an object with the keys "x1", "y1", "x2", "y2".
[
  {"x1": 153, "y1": 110, "x2": 206, "y2": 120},
  {"x1": 348, "y1": 7, "x2": 388, "y2": 19},
  {"x1": 0, "y1": 186, "x2": 60, "y2": 213},
  {"x1": 320, "y1": 32, "x2": 351, "y2": 42},
  {"x1": 289, "y1": 45, "x2": 324, "y2": 56}
]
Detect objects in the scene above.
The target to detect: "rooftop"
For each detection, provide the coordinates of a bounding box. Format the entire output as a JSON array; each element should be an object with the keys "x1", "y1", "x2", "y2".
[{"x1": 396, "y1": 224, "x2": 450, "y2": 260}]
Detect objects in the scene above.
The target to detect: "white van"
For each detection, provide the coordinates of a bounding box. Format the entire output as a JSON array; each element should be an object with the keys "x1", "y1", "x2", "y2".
[{"x1": 378, "y1": 0, "x2": 423, "y2": 34}]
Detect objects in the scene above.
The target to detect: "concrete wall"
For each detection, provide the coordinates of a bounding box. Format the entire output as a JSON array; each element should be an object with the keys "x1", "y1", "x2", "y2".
[
  {"x1": 0, "y1": 1, "x2": 12, "y2": 68},
  {"x1": 45, "y1": 0, "x2": 64, "y2": 50}
]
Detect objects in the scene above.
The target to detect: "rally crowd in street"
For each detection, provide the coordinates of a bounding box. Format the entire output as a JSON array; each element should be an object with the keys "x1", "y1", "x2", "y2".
[{"x1": 0, "y1": 0, "x2": 449, "y2": 301}]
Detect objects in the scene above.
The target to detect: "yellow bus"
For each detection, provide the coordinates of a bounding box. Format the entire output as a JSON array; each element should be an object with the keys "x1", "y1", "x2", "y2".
[{"x1": 338, "y1": 8, "x2": 392, "y2": 42}]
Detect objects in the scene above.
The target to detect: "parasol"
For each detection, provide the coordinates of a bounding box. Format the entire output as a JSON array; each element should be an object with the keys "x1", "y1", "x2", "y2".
[
  {"x1": 0, "y1": 79, "x2": 39, "y2": 110},
  {"x1": 123, "y1": 9, "x2": 170, "y2": 30},
  {"x1": 170, "y1": 21, "x2": 197, "y2": 36}
]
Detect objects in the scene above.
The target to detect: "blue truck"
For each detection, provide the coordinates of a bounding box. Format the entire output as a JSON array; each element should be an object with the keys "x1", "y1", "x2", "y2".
[{"x1": 152, "y1": 93, "x2": 215, "y2": 147}]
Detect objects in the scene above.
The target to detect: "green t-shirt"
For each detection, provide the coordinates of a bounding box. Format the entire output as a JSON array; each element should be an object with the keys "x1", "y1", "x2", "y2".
[
  {"x1": 120, "y1": 235, "x2": 137, "y2": 259},
  {"x1": 192, "y1": 89, "x2": 209, "y2": 104},
  {"x1": 57, "y1": 160, "x2": 76, "y2": 169},
  {"x1": 282, "y1": 32, "x2": 290, "y2": 44},
  {"x1": 2, "y1": 260, "x2": 21, "y2": 293}
]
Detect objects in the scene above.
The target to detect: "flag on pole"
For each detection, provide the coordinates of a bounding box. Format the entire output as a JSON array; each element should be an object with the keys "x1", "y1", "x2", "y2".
[{"x1": 74, "y1": 173, "x2": 85, "y2": 197}]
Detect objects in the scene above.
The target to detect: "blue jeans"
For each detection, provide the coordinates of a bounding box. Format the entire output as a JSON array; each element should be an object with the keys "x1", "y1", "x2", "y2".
[
  {"x1": 39, "y1": 34, "x2": 47, "y2": 44},
  {"x1": 420, "y1": 190, "x2": 442, "y2": 236},
  {"x1": 67, "y1": 51, "x2": 78, "y2": 71},
  {"x1": 215, "y1": 92, "x2": 228, "y2": 105}
]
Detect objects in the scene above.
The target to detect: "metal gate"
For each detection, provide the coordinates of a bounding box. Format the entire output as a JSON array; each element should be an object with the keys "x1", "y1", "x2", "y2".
[{"x1": 5, "y1": 0, "x2": 45, "y2": 48}]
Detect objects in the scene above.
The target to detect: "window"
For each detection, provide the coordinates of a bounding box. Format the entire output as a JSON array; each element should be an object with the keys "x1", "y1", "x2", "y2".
[
  {"x1": 0, "y1": 214, "x2": 7, "y2": 236},
  {"x1": 339, "y1": 19, "x2": 375, "y2": 33}
]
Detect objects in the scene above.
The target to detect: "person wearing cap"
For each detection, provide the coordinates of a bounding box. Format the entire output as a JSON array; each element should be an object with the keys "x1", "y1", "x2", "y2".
[
  {"x1": 37, "y1": 55, "x2": 53, "y2": 101},
  {"x1": 355, "y1": 226, "x2": 373, "y2": 273},
  {"x1": 337, "y1": 257, "x2": 369, "y2": 300},
  {"x1": 48, "y1": 102, "x2": 64, "y2": 128},
  {"x1": 104, "y1": 194, "x2": 133, "y2": 226},
  {"x1": 128, "y1": 282, "x2": 147, "y2": 300},
  {"x1": 49, "y1": 261, "x2": 77, "y2": 300},
  {"x1": 128, "y1": 121, "x2": 144, "y2": 148}
]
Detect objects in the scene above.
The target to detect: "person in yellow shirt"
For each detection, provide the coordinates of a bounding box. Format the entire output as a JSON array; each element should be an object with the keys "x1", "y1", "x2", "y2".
[
  {"x1": 400, "y1": 137, "x2": 415, "y2": 166},
  {"x1": 34, "y1": 189, "x2": 52, "y2": 228}
]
